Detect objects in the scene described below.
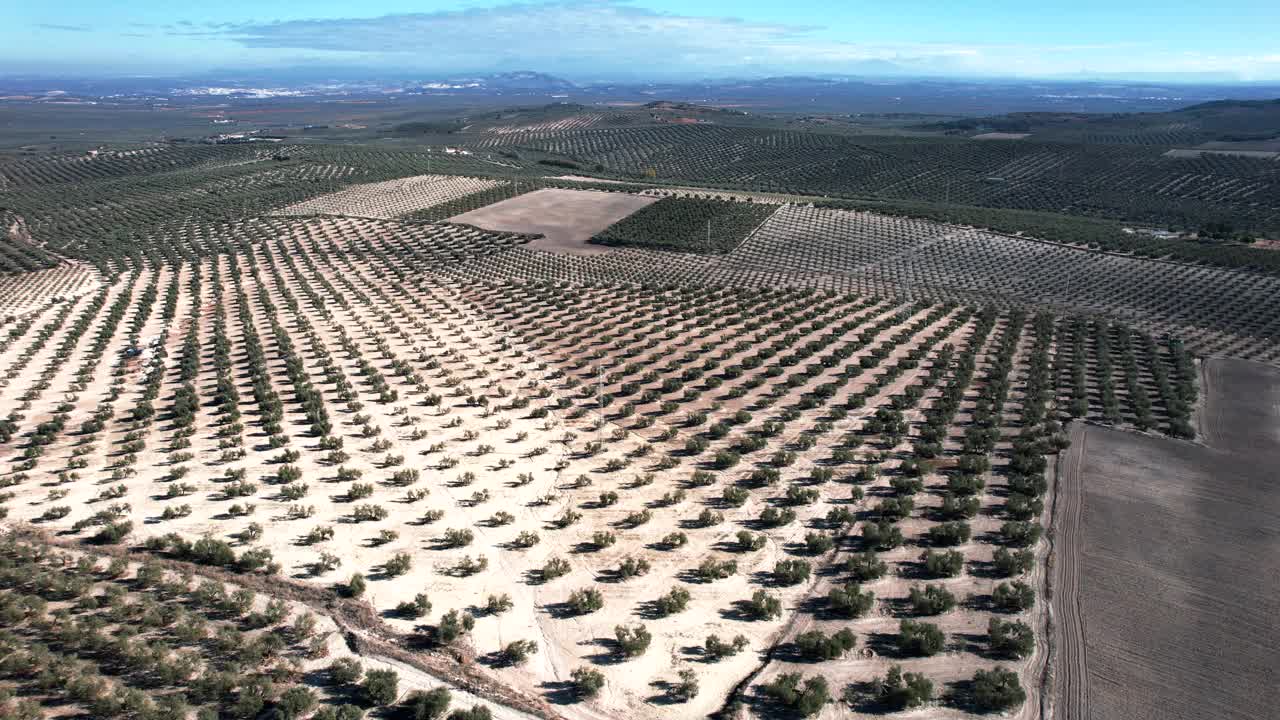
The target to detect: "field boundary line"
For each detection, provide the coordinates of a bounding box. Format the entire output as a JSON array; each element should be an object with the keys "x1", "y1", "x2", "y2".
[{"x1": 1048, "y1": 423, "x2": 1090, "y2": 720}]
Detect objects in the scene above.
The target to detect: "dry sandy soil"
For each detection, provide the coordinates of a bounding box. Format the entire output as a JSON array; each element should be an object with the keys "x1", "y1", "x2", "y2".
[
  {"x1": 972, "y1": 133, "x2": 1031, "y2": 140},
  {"x1": 450, "y1": 189, "x2": 657, "y2": 255},
  {"x1": 1051, "y1": 358, "x2": 1280, "y2": 720}
]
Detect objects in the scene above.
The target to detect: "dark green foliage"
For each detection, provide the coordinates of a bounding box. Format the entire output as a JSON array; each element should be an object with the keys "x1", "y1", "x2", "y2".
[
  {"x1": 992, "y1": 548, "x2": 1035, "y2": 577},
  {"x1": 988, "y1": 618, "x2": 1035, "y2": 659},
  {"x1": 760, "y1": 673, "x2": 831, "y2": 717},
  {"x1": 794, "y1": 628, "x2": 856, "y2": 661},
  {"x1": 827, "y1": 582, "x2": 875, "y2": 618},
  {"x1": 921, "y1": 549, "x2": 965, "y2": 578},
  {"x1": 705, "y1": 634, "x2": 750, "y2": 660},
  {"x1": 361, "y1": 668, "x2": 399, "y2": 707},
  {"x1": 614, "y1": 624, "x2": 652, "y2": 657},
  {"x1": 909, "y1": 584, "x2": 957, "y2": 615},
  {"x1": 897, "y1": 620, "x2": 946, "y2": 656},
  {"x1": 327, "y1": 658, "x2": 363, "y2": 685},
  {"x1": 447, "y1": 706, "x2": 492, "y2": 720},
  {"x1": 992, "y1": 580, "x2": 1035, "y2": 611},
  {"x1": 745, "y1": 590, "x2": 783, "y2": 620},
  {"x1": 873, "y1": 665, "x2": 933, "y2": 710},
  {"x1": 404, "y1": 688, "x2": 451, "y2": 720},
  {"x1": 846, "y1": 551, "x2": 888, "y2": 581},
  {"x1": 654, "y1": 586, "x2": 691, "y2": 616},
  {"x1": 927, "y1": 521, "x2": 971, "y2": 547},
  {"x1": 571, "y1": 667, "x2": 605, "y2": 699},
  {"x1": 592, "y1": 197, "x2": 778, "y2": 254},
  {"x1": 773, "y1": 559, "x2": 811, "y2": 586},
  {"x1": 972, "y1": 666, "x2": 1025, "y2": 711}
]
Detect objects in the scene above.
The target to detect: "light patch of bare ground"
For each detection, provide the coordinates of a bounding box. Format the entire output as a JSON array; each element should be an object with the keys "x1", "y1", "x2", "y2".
[
  {"x1": 972, "y1": 133, "x2": 1031, "y2": 140},
  {"x1": 450, "y1": 189, "x2": 657, "y2": 256},
  {"x1": 274, "y1": 174, "x2": 506, "y2": 219},
  {"x1": 1051, "y1": 358, "x2": 1280, "y2": 720},
  {"x1": 1163, "y1": 148, "x2": 1279, "y2": 160}
]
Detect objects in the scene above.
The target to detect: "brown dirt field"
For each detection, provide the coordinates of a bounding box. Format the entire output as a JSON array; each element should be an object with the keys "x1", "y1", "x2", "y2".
[
  {"x1": 1051, "y1": 358, "x2": 1280, "y2": 720},
  {"x1": 449, "y1": 189, "x2": 657, "y2": 255}
]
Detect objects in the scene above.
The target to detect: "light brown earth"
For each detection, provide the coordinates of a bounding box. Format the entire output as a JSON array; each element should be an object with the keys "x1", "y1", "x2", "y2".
[
  {"x1": 1050, "y1": 358, "x2": 1280, "y2": 720},
  {"x1": 450, "y1": 189, "x2": 658, "y2": 255}
]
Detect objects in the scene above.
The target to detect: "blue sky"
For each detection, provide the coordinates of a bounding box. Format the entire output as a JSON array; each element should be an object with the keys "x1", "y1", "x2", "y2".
[{"x1": 4, "y1": 0, "x2": 1279, "y2": 81}]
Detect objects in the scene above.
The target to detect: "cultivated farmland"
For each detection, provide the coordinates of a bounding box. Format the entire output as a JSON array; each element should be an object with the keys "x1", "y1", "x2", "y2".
[
  {"x1": 274, "y1": 174, "x2": 508, "y2": 220},
  {"x1": 1051, "y1": 358, "x2": 1280, "y2": 720},
  {"x1": 0, "y1": 116, "x2": 1272, "y2": 720},
  {"x1": 450, "y1": 188, "x2": 658, "y2": 254}
]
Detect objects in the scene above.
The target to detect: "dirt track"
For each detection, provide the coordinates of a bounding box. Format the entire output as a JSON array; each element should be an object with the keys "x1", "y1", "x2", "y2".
[{"x1": 1051, "y1": 358, "x2": 1280, "y2": 720}]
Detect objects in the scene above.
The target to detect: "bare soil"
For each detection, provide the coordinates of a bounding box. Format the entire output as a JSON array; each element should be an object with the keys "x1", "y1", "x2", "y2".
[
  {"x1": 1051, "y1": 358, "x2": 1280, "y2": 720},
  {"x1": 450, "y1": 189, "x2": 657, "y2": 255}
]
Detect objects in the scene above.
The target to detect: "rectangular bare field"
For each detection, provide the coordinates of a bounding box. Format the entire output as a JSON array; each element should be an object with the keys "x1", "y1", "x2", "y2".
[
  {"x1": 274, "y1": 174, "x2": 505, "y2": 219},
  {"x1": 972, "y1": 132, "x2": 1031, "y2": 140},
  {"x1": 1052, "y1": 358, "x2": 1280, "y2": 720},
  {"x1": 450, "y1": 188, "x2": 657, "y2": 255}
]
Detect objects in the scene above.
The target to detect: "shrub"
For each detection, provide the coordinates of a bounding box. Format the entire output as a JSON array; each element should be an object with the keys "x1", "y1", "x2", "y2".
[
  {"x1": 540, "y1": 557, "x2": 570, "y2": 581},
  {"x1": 746, "y1": 590, "x2": 782, "y2": 620},
  {"x1": 671, "y1": 668, "x2": 699, "y2": 702},
  {"x1": 274, "y1": 687, "x2": 318, "y2": 720},
  {"x1": 920, "y1": 549, "x2": 964, "y2": 578},
  {"x1": 705, "y1": 634, "x2": 750, "y2": 660},
  {"x1": 344, "y1": 573, "x2": 367, "y2": 598},
  {"x1": 614, "y1": 624, "x2": 652, "y2": 657},
  {"x1": 773, "y1": 559, "x2": 811, "y2": 586},
  {"x1": 1000, "y1": 521, "x2": 1043, "y2": 548},
  {"x1": 795, "y1": 628, "x2": 856, "y2": 661},
  {"x1": 403, "y1": 687, "x2": 451, "y2": 720},
  {"x1": 442, "y1": 528, "x2": 474, "y2": 548},
  {"x1": 988, "y1": 617, "x2": 1034, "y2": 659},
  {"x1": 993, "y1": 548, "x2": 1034, "y2": 576},
  {"x1": 435, "y1": 610, "x2": 475, "y2": 644},
  {"x1": 861, "y1": 520, "x2": 903, "y2": 550},
  {"x1": 846, "y1": 551, "x2": 887, "y2": 581},
  {"x1": 485, "y1": 593, "x2": 513, "y2": 615},
  {"x1": 827, "y1": 582, "x2": 875, "y2": 618},
  {"x1": 448, "y1": 706, "x2": 492, "y2": 720},
  {"x1": 972, "y1": 666, "x2": 1025, "y2": 712},
  {"x1": 897, "y1": 620, "x2": 945, "y2": 656},
  {"x1": 501, "y1": 639, "x2": 539, "y2": 666},
  {"x1": 737, "y1": 531, "x2": 767, "y2": 551},
  {"x1": 908, "y1": 584, "x2": 956, "y2": 615},
  {"x1": 927, "y1": 521, "x2": 971, "y2": 547},
  {"x1": 874, "y1": 665, "x2": 933, "y2": 710},
  {"x1": 568, "y1": 588, "x2": 604, "y2": 615},
  {"x1": 396, "y1": 593, "x2": 432, "y2": 619},
  {"x1": 804, "y1": 532, "x2": 835, "y2": 555},
  {"x1": 654, "y1": 586, "x2": 691, "y2": 616},
  {"x1": 383, "y1": 553, "x2": 412, "y2": 577},
  {"x1": 696, "y1": 557, "x2": 737, "y2": 581},
  {"x1": 760, "y1": 673, "x2": 830, "y2": 717},
  {"x1": 571, "y1": 667, "x2": 605, "y2": 699},
  {"x1": 327, "y1": 658, "x2": 363, "y2": 686},
  {"x1": 992, "y1": 580, "x2": 1035, "y2": 611},
  {"x1": 361, "y1": 668, "x2": 399, "y2": 707},
  {"x1": 760, "y1": 507, "x2": 797, "y2": 528},
  {"x1": 618, "y1": 556, "x2": 651, "y2": 580}
]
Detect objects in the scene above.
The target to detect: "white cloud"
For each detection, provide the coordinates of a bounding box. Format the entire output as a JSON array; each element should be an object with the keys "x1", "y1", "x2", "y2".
[
  {"x1": 190, "y1": 1, "x2": 1280, "y2": 80},
  {"x1": 210, "y1": 1, "x2": 979, "y2": 75}
]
